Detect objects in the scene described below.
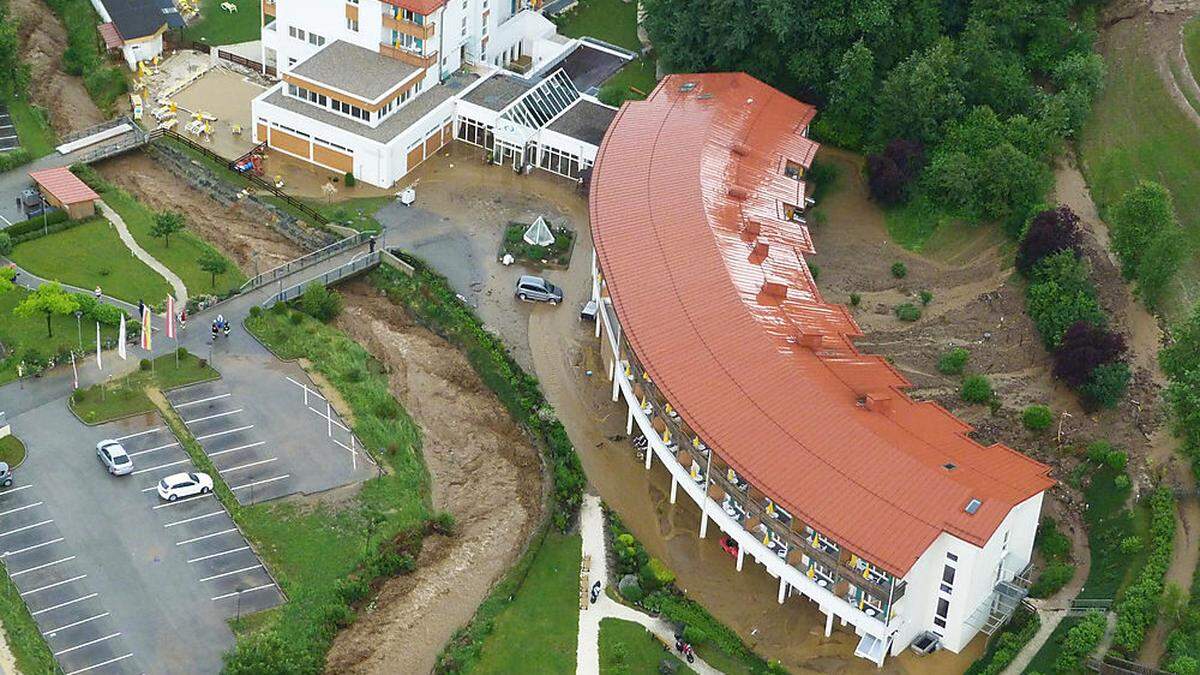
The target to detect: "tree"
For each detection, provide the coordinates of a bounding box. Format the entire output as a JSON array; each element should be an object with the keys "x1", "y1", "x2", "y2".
[
  {"x1": 1110, "y1": 180, "x2": 1177, "y2": 279},
  {"x1": 198, "y1": 252, "x2": 230, "y2": 288},
  {"x1": 0, "y1": 267, "x2": 14, "y2": 294},
  {"x1": 874, "y1": 39, "x2": 965, "y2": 146},
  {"x1": 866, "y1": 139, "x2": 926, "y2": 205},
  {"x1": 1080, "y1": 361, "x2": 1131, "y2": 411},
  {"x1": 151, "y1": 211, "x2": 185, "y2": 248},
  {"x1": 0, "y1": 230, "x2": 11, "y2": 257},
  {"x1": 1026, "y1": 251, "x2": 1104, "y2": 347},
  {"x1": 1161, "y1": 304, "x2": 1200, "y2": 380},
  {"x1": 1137, "y1": 224, "x2": 1187, "y2": 311},
  {"x1": 823, "y1": 40, "x2": 876, "y2": 146},
  {"x1": 299, "y1": 283, "x2": 343, "y2": 322},
  {"x1": 1052, "y1": 320, "x2": 1126, "y2": 388},
  {"x1": 1017, "y1": 205, "x2": 1082, "y2": 274},
  {"x1": 13, "y1": 281, "x2": 79, "y2": 337}
]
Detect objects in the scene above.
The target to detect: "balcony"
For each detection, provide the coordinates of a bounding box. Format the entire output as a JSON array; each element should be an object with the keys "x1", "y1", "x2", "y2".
[
  {"x1": 382, "y1": 13, "x2": 436, "y2": 40},
  {"x1": 379, "y1": 43, "x2": 437, "y2": 69},
  {"x1": 263, "y1": 0, "x2": 275, "y2": 18}
]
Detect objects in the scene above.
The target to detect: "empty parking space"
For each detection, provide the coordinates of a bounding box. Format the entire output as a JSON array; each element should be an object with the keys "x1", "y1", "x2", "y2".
[{"x1": 0, "y1": 106, "x2": 18, "y2": 152}]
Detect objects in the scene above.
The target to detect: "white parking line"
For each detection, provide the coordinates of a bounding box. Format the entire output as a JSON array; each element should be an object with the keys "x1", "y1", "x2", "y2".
[
  {"x1": 208, "y1": 441, "x2": 265, "y2": 458},
  {"x1": 332, "y1": 438, "x2": 358, "y2": 470},
  {"x1": 0, "y1": 519, "x2": 53, "y2": 539},
  {"x1": 32, "y1": 593, "x2": 97, "y2": 616},
  {"x1": 176, "y1": 528, "x2": 237, "y2": 546},
  {"x1": 152, "y1": 494, "x2": 213, "y2": 509},
  {"x1": 0, "y1": 502, "x2": 43, "y2": 518},
  {"x1": 0, "y1": 485, "x2": 33, "y2": 498},
  {"x1": 140, "y1": 485, "x2": 159, "y2": 493},
  {"x1": 222, "y1": 458, "x2": 277, "y2": 474},
  {"x1": 3, "y1": 537, "x2": 64, "y2": 557},
  {"x1": 173, "y1": 393, "x2": 232, "y2": 408},
  {"x1": 131, "y1": 458, "x2": 191, "y2": 475},
  {"x1": 286, "y1": 376, "x2": 325, "y2": 399},
  {"x1": 42, "y1": 612, "x2": 109, "y2": 636},
  {"x1": 184, "y1": 409, "x2": 243, "y2": 425},
  {"x1": 199, "y1": 564, "x2": 262, "y2": 582},
  {"x1": 54, "y1": 632, "x2": 121, "y2": 656},
  {"x1": 11, "y1": 556, "x2": 74, "y2": 577},
  {"x1": 65, "y1": 653, "x2": 133, "y2": 675},
  {"x1": 306, "y1": 406, "x2": 350, "y2": 433},
  {"x1": 163, "y1": 511, "x2": 224, "y2": 528},
  {"x1": 114, "y1": 428, "x2": 160, "y2": 441},
  {"x1": 128, "y1": 442, "x2": 179, "y2": 458},
  {"x1": 212, "y1": 582, "x2": 275, "y2": 601},
  {"x1": 195, "y1": 425, "x2": 254, "y2": 441},
  {"x1": 230, "y1": 475, "x2": 290, "y2": 492},
  {"x1": 187, "y1": 546, "x2": 249, "y2": 564},
  {"x1": 21, "y1": 574, "x2": 87, "y2": 597}
]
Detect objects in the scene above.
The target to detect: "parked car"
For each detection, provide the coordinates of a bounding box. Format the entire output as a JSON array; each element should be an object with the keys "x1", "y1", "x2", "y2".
[
  {"x1": 515, "y1": 275, "x2": 563, "y2": 305},
  {"x1": 95, "y1": 440, "x2": 133, "y2": 476},
  {"x1": 719, "y1": 535, "x2": 739, "y2": 558},
  {"x1": 0, "y1": 462, "x2": 13, "y2": 488},
  {"x1": 909, "y1": 631, "x2": 941, "y2": 655},
  {"x1": 156, "y1": 471, "x2": 214, "y2": 501}
]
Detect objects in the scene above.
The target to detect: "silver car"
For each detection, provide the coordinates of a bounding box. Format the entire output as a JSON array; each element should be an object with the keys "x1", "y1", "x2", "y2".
[
  {"x1": 515, "y1": 275, "x2": 563, "y2": 305},
  {"x1": 96, "y1": 440, "x2": 133, "y2": 476}
]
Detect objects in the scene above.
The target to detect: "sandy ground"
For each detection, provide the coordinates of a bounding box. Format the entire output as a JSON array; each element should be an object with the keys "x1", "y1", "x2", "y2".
[
  {"x1": 171, "y1": 67, "x2": 265, "y2": 160},
  {"x1": 259, "y1": 151, "x2": 397, "y2": 200},
  {"x1": 324, "y1": 282, "x2": 543, "y2": 675},
  {"x1": 10, "y1": 0, "x2": 105, "y2": 135},
  {"x1": 94, "y1": 152, "x2": 306, "y2": 272}
]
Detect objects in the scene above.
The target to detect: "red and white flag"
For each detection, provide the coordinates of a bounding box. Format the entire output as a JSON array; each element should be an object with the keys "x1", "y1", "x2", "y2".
[
  {"x1": 95, "y1": 322, "x2": 102, "y2": 371},
  {"x1": 118, "y1": 313, "x2": 127, "y2": 360},
  {"x1": 141, "y1": 305, "x2": 152, "y2": 351},
  {"x1": 71, "y1": 352, "x2": 78, "y2": 389},
  {"x1": 166, "y1": 296, "x2": 176, "y2": 340}
]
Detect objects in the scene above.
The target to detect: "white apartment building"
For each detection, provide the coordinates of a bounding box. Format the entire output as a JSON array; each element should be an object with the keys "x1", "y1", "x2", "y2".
[
  {"x1": 251, "y1": 0, "x2": 630, "y2": 187},
  {"x1": 588, "y1": 73, "x2": 1056, "y2": 665}
]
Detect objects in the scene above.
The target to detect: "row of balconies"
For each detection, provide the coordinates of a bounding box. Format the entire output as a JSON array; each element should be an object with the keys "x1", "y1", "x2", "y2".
[{"x1": 621, "y1": 354, "x2": 905, "y2": 617}]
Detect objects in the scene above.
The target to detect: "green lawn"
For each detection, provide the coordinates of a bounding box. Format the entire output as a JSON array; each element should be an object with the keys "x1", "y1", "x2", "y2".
[
  {"x1": 186, "y1": 0, "x2": 264, "y2": 46},
  {"x1": 606, "y1": 58, "x2": 658, "y2": 99},
  {"x1": 68, "y1": 352, "x2": 218, "y2": 424},
  {"x1": 1080, "y1": 467, "x2": 1150, "y2": 601},
  {"x1": 0, "y1": 286, "x2": 121, "y2": 384},
  {"x1": 8, "y1": 218, "x2": 173, "y2": 305},
  {"x1": 599, "y1": 618, "x2": 694, "y2": 675},
  {"x1": 4, "y1": 95, "x2": 56, "y2": 159},
  {"x1": 0, "y1": 435, "x2": 27, "y2": 468},
  {"x1": 263, "y1": 195, "x2": 391, "y2": 233},
  {"x1": 552, "y1": 0, "x2": 658, "y2": 103},
  {"x1": 1185, "y1": 18, "x2": 1200, "y2": 85},
  {"x1": 1078, "y1": 19, "x2": 1200, "y2": 320},
  {"x1": 1026, "y1": 614, "x2": 1084, "y2": 674},
  {"x1": 471, "y1": 531, "x2": 582, "y2": 673},
  {"x1": 99, "y1": 188, "x2": 246, "y2": 296},
  {"x1": 0, "y1": 563, "x2": 56, "y2": 675}
]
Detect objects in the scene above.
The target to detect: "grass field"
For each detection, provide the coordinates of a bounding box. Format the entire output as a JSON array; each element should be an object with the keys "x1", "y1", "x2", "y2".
[
  {"x1": 0, "y1": 287, "x2": 121, "y2": 384},
  {"x1": 1080, "y1": 467, "x2": 1150, "y2": 601},
  {"x1": 68, "y1": 352, "x2": 218, "y2": 424},
  {"x1": 0, "y1": 435, "x2": 27, "y2": 468},
  {"x1": 0, "y1": 563, "x2": 56, "y2": 675},
  {"x1": 599, "y1": 618, "x2": 694, "y2": 675},
  {"x1": 100, "y1": 188, "x2": 246, "y2": 296},
  {"x1": 4, "y1": 95, "x2": 56, "y2": 159},
  {"x1": 263, "y1": 195, "x2": 391, "y2": 233},
  {"x1": 471, "y1": 531, "x2": 582, "y2": 673},
  {"x1": 1077, "y1": 20, "x2": 1200, "y2": 319},
  {"x1": 8, "y1": 218, "x2": 173, "y2": 305},
  {"x1": 1186, "y1": 18, "x2": 1200, "y2": 84},
  {"x1": 186, "y1": 0, "x2": 264, "y2": 46}
]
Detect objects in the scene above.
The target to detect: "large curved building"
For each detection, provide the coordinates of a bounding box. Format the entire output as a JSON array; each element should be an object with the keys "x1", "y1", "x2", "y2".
[{"x1": 587, "y1": 73, "x2": 1054, "y2": 664}]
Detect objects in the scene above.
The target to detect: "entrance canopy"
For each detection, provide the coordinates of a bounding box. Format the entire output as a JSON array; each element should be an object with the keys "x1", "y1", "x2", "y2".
[{"x1": 523, "y1": 216, "x2": 555, "y2": 246}]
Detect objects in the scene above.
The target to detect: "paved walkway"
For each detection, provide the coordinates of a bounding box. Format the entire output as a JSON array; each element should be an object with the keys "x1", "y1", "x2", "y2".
[
  {"x1": 98, "y1": 200, "x2": 188, "y2": 307},
  {"x1": 576, "y1": 494, "x2": 720, "y2": 675}
]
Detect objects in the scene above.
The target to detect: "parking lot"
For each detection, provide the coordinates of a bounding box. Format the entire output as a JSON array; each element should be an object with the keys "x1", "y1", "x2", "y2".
[
  {"x1": 4, "y1": 405, "x2": 283, "y2": 673},
  {"x1": 166, "y1": 370, "x2": 375, "y2": 505},
  {"x1": 0, "y1": 105, "x2": 18, "y2": 152}
]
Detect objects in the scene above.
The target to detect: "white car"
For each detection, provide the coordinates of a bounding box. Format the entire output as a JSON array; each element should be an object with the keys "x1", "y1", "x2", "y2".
[
  {"x1": 156, "y1": 472, "x2": 214, "y2": 501},
  {"x1": 96, "y1": 440, "x2": 133, "y2": 476}
]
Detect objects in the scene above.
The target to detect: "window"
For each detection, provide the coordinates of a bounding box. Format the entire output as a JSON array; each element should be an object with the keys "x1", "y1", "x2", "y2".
[
  {"x1": 941, "y1": 565, "x2": 955, "y2": 586},
  {"x1": 288, "y1": 57, "x2": 297, "y2": 67},
  {"x1": 936, "y1": 598, "x2": 950, "y2": 620},
  {"x1": 947, "y1": 552, "x2": 958, "y2": 562},
  {"x1": 346, "y1": 17, "x2": 359, "y2": 31},
  {"x1": 309, "y1": 32, "x2": 325, "y2": 47},
  {"x1": 290, "y1": 26, "x2": 306, "y2": 41}
]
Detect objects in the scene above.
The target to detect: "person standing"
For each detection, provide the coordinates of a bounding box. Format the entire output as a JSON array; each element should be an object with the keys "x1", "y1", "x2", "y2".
[
  {"x1": 368, "y1": 235, "x2": 377, "y2": 253},
  {"x1": 137, "y1": 299, "x2": 145, "y2": 319},
  {"x1": 94, "y1": 286, "x2": 102, "y2": 300}
]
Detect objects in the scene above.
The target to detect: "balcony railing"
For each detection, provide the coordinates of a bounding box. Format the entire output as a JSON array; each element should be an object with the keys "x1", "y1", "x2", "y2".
[
  {"x1": 379, "y1": 43, "x2": 437, "y2": 69},
  {"x1": 382, "y1": 14, "x2": 436, "y2": 40}
]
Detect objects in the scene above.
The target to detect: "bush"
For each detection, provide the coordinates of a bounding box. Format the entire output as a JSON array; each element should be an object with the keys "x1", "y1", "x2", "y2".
[
  {"x1": 299, "y1": 284, "x2": 343, "y2": 322},
  {"x1": 1112, "y1": 489, "x2": 1176, "y2": 655},
  {"x1": 961, "y1": 374, "x2": 993, "y2": 404},
  {"x1": 963, "y1": 608, "x2": 1040, "y2": 675},
  {"x1": 1022, "y1": 405, "x2": 1053, "y2": 431},
  {"x1": 640, "y1": 557, "x2": 676, "y2": 592},
  {"x1": 344, "y1": 172, "x2": 356, "y2": 187},
  {"x1": 139, "y1": 358, "x2": 151, "y2": 371},
  {"x1": 1052, "y1": 321, "x2": 1126, "y2": 389},
  {"x1": 0, "y1": 231, "x2": 10, "y2": 257},
  {"x1": 895, "y1": 303, "x2": 921, "y2": 321},
  {"x1": 1027, "y1": 251, "x2": 1104, "y2": 348},
  {"x1": 1119, "y1": 535, "x2": 1143, "y2": 554},
  {"x1": 1114, "y1": 473, "x2": 1131, "y2": 491},
  {"x1": 1029, "y1": 561, "x2": 1075, "y2": 598},
  {"x1": 1017, "y1": 205, "x2": 1083, "y2": 274},
  {"x1": 1080, "y1": 361, "x2": 1131, "y2": 411},
  {"x1": 249, "y1": 306, "x2": 263, "y2": 318},
  {"x1": 849, "y1": 292, "x2": 861, "y2": 306},
  {"x1": 1054, "y1": 611, "x2": 1107, "y2": 673},
  {"x1": 682, "y1": 626, "x2": 709, "y2": 646},
  {"x1": 0, "y1": 148, "x2": 32, "y2": 172},
  {"x1": 919, "y1": 289, "x2": 933, "y2": 305},
  {"x1": 938, "y1": 347, "x2": 970, "y2": 375},
  {"x1": 891, "y1": 261, "x2": 908, "y2": 278}
]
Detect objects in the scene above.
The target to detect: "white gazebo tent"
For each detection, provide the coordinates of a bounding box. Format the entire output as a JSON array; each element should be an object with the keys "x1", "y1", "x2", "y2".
[{"x1": 523, "y1": 216, "x2": 555, "y2": 246}]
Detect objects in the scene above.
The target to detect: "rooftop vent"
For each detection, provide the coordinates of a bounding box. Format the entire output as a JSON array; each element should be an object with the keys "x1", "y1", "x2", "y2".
[
  {"x1": 863, "y1": 393, "x2": 892, "y2": 413},
  {"x1": 758, "y1": 281, "x2": 788, "y2": 304},
  {"x1": 740, "y1": 220, "x2": 761, "y2": 242},
  {"x1": 943, "y1": 463, "x2": 957, "y2": 470},
  {"x1": 697, "y1": 93, "x2": 714, "y2": 100},
  {"x1": 964, "y1": 498, "x2": 982, "y2": 515},
  {"x1": 679, "y1": 82, "x2": 697, "y2": 92},
  {"x1": 795, "y1": 332, "x2": 824, "y2": 350},
  {"x1": 731, "y1": 142, "x2": 751, "y2": 156},
  {"x1": 727, "y1": 185, "x2": 749, "y2": 200}
]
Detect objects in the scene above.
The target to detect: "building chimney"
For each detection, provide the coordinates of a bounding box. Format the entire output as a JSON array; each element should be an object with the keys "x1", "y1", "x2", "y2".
[
  {"x1": 796, "y1": 332, "x2": 824, "y2": 350},
  {"x1": 863, "y1": 392, "x2": 893, "y2": 414},
  {"x1": 728, "y1": 185, "x2": 749, "y2": 200},
  {"x1": 749, "y1": 240, "x2": 769, "y2": 264},
  {"x1": 740, "y1": 220, "x2": 761, "y2": 242},
  {"x1": 731, "y1": 142, "x2": 751, "y2": 156},
  {"x1": 759, "y1": 281, "x2": 788, "y2": 302}
]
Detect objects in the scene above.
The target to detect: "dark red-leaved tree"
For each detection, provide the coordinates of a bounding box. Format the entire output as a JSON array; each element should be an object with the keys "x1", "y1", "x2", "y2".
[
  {"x1": 1052, "y1": 320, "x2": 1126, "y2": 388},
  {"x1": 1017, "y1": 205, "x2": 1083, "y2": 274},
  {"x1": 866, "y1": 139, "x2": 926, "y2": 206}
]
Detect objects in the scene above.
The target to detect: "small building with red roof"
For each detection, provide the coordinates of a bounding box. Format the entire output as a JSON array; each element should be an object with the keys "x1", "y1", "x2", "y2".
[
  {"x1": 588, "y1": 72, "x2": 1053, "y2": 665},
  {"x1": 28, "y1": 167, "x2": 100, "y2": 220}
]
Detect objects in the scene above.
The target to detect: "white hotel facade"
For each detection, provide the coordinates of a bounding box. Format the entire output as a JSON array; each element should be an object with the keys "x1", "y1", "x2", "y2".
[{"x1": 252, "y1": 0, "x2": 628, "y2": 187}]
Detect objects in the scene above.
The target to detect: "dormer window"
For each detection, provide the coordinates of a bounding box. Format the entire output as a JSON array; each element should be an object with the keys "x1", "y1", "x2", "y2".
[{"x1": 784, "y1": 160, "x2": 804, "y2": 179}]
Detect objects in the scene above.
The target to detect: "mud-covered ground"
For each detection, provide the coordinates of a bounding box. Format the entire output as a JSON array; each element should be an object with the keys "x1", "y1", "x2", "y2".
[{"x1": 10, "y1": 0, "x2": 104, "y2": 134}]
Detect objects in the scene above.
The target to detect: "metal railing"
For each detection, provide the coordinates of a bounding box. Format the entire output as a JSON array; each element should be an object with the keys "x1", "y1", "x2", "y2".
[
  {"x1": 242, "y1": 231, "x2": 374, "y2": 293},
  {"x1": 261, "y1": 251, "x2": 381, "y2": 307},
  {"x1": 58, "y1": 115, "x2": 135, "y2": 146},
  {"x1": 73, "y1": 125, "x2": 152, "y2": 164}
]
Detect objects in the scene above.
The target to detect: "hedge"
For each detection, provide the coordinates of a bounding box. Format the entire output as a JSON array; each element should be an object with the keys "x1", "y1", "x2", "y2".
[
  {"x1": 5, "y1": 210, "x2": 71, "y2": 239},
  {"x1": 0, "y1": 148, "x2": 31, "y2": 172},
  {"x1": 963, "y1": 607, "x2": 1040, "y2": 675},
  {"x1": 1111, "y1": 487, "x2": 1176, "y2": 656},
  {"x1": 1055, "y1": 611, "x2": 1107, "y2": 673}
]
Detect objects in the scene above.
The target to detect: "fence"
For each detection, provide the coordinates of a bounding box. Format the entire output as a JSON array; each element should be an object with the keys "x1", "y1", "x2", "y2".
[
  {"x1": 73, "y1": 124, "x2": 152, "y2": 164},
  {"x1": 1085, "y1": 654, "x2": 1169, "y2": 674},
  {"x1": 58, "y1": 116, "x2": 135, "y2": 147},
  {"x1": 261, "y1": 251, "x2": 381, "y2": 306},
  {"x1": 216, "y1": 49, "x2": 275, "y2": 76},
  {"x1": 241, "y1": 230, "x2": 375, "y2": 292},
  {"x1": 1068, "y1": 598, "x2": 1114, "y2": 615}
]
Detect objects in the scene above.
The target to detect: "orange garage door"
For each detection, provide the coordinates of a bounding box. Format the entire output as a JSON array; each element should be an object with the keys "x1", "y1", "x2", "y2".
[
  {"x1": 269, "y1": 127, "x2": 311, "y2": 160},
  {"x1": 406, "y1": 145, "x2": 424, "y2": 172},
  {"x1": 312, "y1": 145, "x2": 353, "y2": 174}
]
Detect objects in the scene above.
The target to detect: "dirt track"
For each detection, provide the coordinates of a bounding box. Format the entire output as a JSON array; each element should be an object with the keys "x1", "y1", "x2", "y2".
[
  {"x1": 95, "y1": 152, "x2": 306, "y2": 272},
  {"x1": 324, "y1": 282, "x2": 543, "y2": 675},
  {"x1": 10, "y1": 0, "x2": 104, "y2": 134}
]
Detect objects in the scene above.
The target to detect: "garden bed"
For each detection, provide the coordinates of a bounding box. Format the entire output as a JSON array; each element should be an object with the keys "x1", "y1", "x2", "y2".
[
  {"x1": 499, "y1": 220, "x2": 576, "y2": 269},
  {"x1": 0, "y1": 435, "x2": 28, "y2": 468},
  {"x1": 68, "y1": 351, "x2": 219, "y2": 424}
]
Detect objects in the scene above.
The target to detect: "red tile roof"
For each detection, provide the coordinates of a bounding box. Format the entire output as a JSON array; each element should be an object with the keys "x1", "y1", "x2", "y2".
[
  {"x1": 98, "y1": 22, "x2": 124, "y2": 50},
  {"x1": 28, "y1": 167, "x2": 100, "y2": 206},
  {"x1": 379, "y1": 0, "x2": 446, "y2": 15},
  {"x1": 589, "y1": 73, "x2": 1054, "y2": 576}
]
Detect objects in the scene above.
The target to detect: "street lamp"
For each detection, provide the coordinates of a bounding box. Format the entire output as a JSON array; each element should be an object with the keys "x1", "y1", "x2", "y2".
[
  {"x1": 40, "y1": 195, "x2": 49, "y2": 237},
  {"x1": 75, "y1": 310, "x2": 83, "y2": 351}
]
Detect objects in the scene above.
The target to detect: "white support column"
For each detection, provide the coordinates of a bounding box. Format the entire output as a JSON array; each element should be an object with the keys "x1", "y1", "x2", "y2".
[
  {"x1": 608, "y1": 355, "x2": 615, "y2": 381},
  {"x1": 778, "y1": 577, "x2": 788, "y2": 604},
  {"x1": 824, "y1": 610, "x2": 834, "y2": 636},
  {"x1": 612, "y1": 366, "x2": 620, "y2": 402},
  {"x1": 669, "y1": 475, "x2": 678, "y2": 504},
  {"x1": 699, "y1": 503, "x2": 709, "y2": 538},
  {"x1": 626, "y1": 404, "x2": 634, "y2": 434},
  {"x1": 595, "y1": 305, "x2": 602, "y2": 338},
  {"x1": 644, "y1": 441, "x2": 653, "y2": 470},
  {"x1": 736, "y1": 545, "x2": 744, "y2": 572}
]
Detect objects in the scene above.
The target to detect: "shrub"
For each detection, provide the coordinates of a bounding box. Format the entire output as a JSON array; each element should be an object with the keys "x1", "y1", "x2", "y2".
[
  {"x1": 1080, "y1": 361, "x2": 1131, "y2": 411},
  {"x1": 682, "y1": 626, "x2": 709, "y2": 646},
  {"x1": 809, "y1": 263, "x2": 820, "y2": 280},
  {"x1": 299, "y1": 284, "x2": 343, "y2": 322},
  {"x1": 1054, "y1": 611, "x2": 1107, "y2": 673},
  {"x1": 1119, "y1": 535, "x2": 1143, "y2": 554},
  {"x1": 1112, "y1": 489, "x2": 1176, "y2": 655},
  {"x1": 1016, "y1": 205, "x2": 1083, "y2": 274},
  {"x1": 1114, "y1": 473, "x2": 1131, "y2": 491},
  {"x1": 1022, "y1": 405, "x2": 1053, "y2": 431},
  {"x1": 963, "y1": 608, "x2": 1040, "y2": 675},
  {"x1": 1052, "y1": 321, "x2": 1126, "y2": 389},
  {"x1": 0, "y1": 231, "x2": 10, "y2": 257},
  {"x1": 961, "y1": 374, "x2": 993, "y2": 404},
  {"x1": 640, "y1": 557, "x2": 676, "y2": 591},
  {"x1": 344, "y1": 172, "x2": 356, "y2": 187},
  {"x1": 849, "y1": 292, "x2": 861, "y2": 306},
  {"x1": 919, "y1": 289, "x2": 933, "y2": 305},
  {"x1": 895, "y1": 303, "x2": 921, "y2": 321},
  {"x1": 1029, "y1": 560, "x2": 1075, "y2": 598},
  {"x1": 0, "y1": 148, "x2": 31, "y2": 172},
  {"x1": 891, "y1": 261, "x2": 908, "y2": 278},
  {"x1": 139, "y1": 358, "x2": 151, "y2": 371},
  {"x1": 1086, "y1": 441, "x2": 1128, "y2": 470},
  {"x1": 1027, "y1": 251, "x2": 1104, "y2": 348},
  {"x1": 938, "y1": 347, "x2": 970, "y2": 375},
  {"x1": 249, "y1": 306, "x2": 263, "y2": 318}
]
